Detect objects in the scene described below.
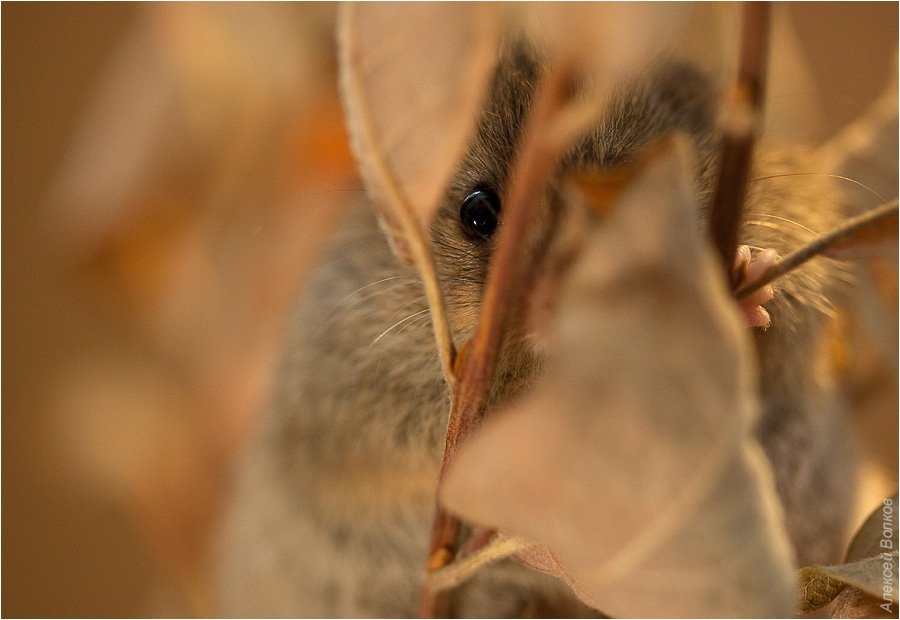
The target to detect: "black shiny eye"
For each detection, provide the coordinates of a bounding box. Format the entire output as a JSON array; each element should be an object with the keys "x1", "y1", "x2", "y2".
[{"x1": 459, "y1": 187, "x2": 501, "y2": 241}]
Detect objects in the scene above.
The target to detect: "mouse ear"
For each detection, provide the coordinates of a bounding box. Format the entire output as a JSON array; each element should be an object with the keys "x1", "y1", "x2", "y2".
[{"x1": 338, "y1": 3, "x2": 498, "y2": 265}]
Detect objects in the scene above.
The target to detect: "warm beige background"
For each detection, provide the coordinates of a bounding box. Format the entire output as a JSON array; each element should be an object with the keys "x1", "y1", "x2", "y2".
[
  {"x1": 3, "y1": 3, "x2": 897, "y2": 617},
  {"x1": 4, "y1": 5, "x2": 150, "y2": 617}
]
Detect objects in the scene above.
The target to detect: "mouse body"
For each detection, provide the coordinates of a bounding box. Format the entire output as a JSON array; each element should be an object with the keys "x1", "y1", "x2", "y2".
[{"x1": 215, "y1": 42, "x2": 856, "y2": 617}]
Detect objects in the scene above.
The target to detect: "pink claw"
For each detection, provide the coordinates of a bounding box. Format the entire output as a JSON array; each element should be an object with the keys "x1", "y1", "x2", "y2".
[{"x1": 733, "y1": 246, "x2": 779, "y2": 329}]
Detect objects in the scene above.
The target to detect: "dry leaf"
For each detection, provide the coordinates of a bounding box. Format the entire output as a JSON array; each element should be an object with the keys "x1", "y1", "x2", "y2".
[
  {"x1": 832, "y1": 585, "x2": 898, "y2": 619},
  {"x1": 338, "y1": 3, "x2": 497, "y2": 263},
  {"x1": 441, "y1": 139, "x2": 795, "y2": 617},
  {"x1": 338, "y1": 3, "x2": 499, "y2": 380},
  {"x1": 816, "y1": 56, "x2": 898, "y2": 259},
  {"x1": 763, "y1": 5, "x2": 827, "y2": 141},
  {"x1": 819, "y1": 56, "x2": 899, "y2": 213},
  {"x1": 813, "y1": 50, "x2": 899, "y2": 261},
  {"x1": 799, "y1": 554, "x2": 899, "y2": 614},
  {"x1": 514, "y1": 3, "x2": 687, "y2": 82},
  {"x1": 846, "y1": 494, "x2": 900, "y2": 563},
  {"x1": 823, "y1": 200, "x2": 899, "y2": 260},
  {"x1": 799, "y1": 494, "x2": 899, "y2": 616}
]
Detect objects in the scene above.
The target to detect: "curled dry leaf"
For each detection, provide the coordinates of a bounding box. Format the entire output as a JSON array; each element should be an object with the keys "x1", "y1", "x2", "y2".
[
  {"x1": 798, "y1": 494, "x2": 899, "y2": 616},
  {"x1": 799, "y1": 554, "x2": 899, "y2": 615},
  {"x1": 819, "y1": 55, "x2": 899, "y2": 212},
  {"x1": 814, "y1": 61, "x2": 899, "y2": 260},
  {"x1": 846, "y1": 494, "x2": 900, "y2": 563},
  {"x1": 441, "y1": 139, "x2": 795, "y2": 617},
  {"x1": 421, "y1": 9, "x2": 708, "y2": 596},
  {"x1": 832, "y1": 585, "x2": 898, "y2": 619},
  {"x1": 338, "y1": 3, "x2": 497, "y2": 263},
  {"x1": 338, "y1": 2, "x2": 498, "y2": 379}
]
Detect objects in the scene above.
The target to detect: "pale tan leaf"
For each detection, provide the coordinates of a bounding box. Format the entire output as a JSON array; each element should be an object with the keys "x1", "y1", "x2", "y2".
[
  {"x1": 441, "y1": 139, "x2": 795, "y2": 617},
  {"x1": 819, "y1": 56, "x2": 898, "y2": 213},
  {"x1": 338, "y1": 3, "x2": 498, "y2": 380},
  {"x1": 832, "y1": 585, "x2": 897, "y2": 618},
  {"x1": 338, "y1": 3, "x2": 497, "y2": 263},
  {"x1": 846, "y1": 494, "x2": 899, "y2": 563},
  {"x1": 764, "y1": 5, "x2": 828, "y2": 141},
  {"x1": 514, "y1": 3, "x2": 687, "y2": 83},
  {"x1": 797, "y1": 495, "x2": 898, "y2": 614}
]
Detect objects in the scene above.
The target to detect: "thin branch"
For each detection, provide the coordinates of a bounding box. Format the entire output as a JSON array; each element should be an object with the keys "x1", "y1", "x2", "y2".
[
  {"x1": 735, "y1": 199, "x2": 899, "y2": 299},
  {"x1": 449, "y1": 65, "x2": 579, "y2": 462},
  {"x1": 418, "y1": 64, "x2": 580, "y2": 618},
  {"x1": 708, "y1": 3, "x2": 770, "y2": 283}
]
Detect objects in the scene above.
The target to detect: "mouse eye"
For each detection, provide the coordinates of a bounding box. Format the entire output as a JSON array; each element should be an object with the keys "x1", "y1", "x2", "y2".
[{"x1": 459, "y1": 187, "x2": 501, "y2": 241}]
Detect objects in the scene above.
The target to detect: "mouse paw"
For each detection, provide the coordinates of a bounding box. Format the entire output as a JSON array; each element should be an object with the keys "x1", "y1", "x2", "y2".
[{"x1": 732, "y1": 245, "x2": 778, "y2": 329}]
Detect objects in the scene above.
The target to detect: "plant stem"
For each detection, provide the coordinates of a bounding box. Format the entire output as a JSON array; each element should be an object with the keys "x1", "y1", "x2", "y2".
[
  {"x1": 708, "y1": 3, "x2": 770, "y2": 283},
  {"x1": 735, "y1": 199, "x2": 898, "y2": 299},
  {"x1": 417, "y1": 64, "x2": 579, "y2": 618}
]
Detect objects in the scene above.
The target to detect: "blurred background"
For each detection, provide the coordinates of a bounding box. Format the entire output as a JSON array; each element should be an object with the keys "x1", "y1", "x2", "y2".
[{"x1": 3, "y1": 3, "x2": 897, "y2": 617}]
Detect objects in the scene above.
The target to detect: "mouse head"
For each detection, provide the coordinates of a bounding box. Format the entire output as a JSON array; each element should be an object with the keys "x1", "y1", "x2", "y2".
[{"x1": 429, "y1": 40, "x2": 720, "y2": 348}]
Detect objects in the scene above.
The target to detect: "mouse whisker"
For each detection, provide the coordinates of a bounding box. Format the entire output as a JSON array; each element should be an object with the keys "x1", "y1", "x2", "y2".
[
  {"x1": 313, "y1": 277, "x2": 423, "y2": 336},
  {"x1": 333, "y1": 275, "x2": 422, "y2": 310},
  {"x1": 750, "y1": 172, "x2": 888, "y2": 204},
  {"x1": 390, "y1": 311, "x2": 435, "y2": 341},
  {"x1": 749, "y1": 213, "x2": 821, "y2": 237},
  {"x1": 744, "y1": 219, "x2": 808, "y2": 239},
  {"x1": 366, "y1": 308, "x2": 433, "y2": 352}
]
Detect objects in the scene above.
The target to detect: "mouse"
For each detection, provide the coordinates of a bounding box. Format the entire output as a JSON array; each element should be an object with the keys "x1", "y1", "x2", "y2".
[{"x1": 214, "y1": 38, "x2": 857, "y2": 617}]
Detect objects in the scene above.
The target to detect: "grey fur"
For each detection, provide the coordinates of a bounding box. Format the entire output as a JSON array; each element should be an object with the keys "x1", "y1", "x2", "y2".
[{"x1": 215, "y1": 42, "x2": 856, "y2": 617}]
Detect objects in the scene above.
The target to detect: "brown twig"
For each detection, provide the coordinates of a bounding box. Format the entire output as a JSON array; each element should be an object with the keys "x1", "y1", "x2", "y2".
[
  {"x1": 735, "y1": 198, "x2": 899, "y2": 299},
  {"x1": 417, "y1": 64, "x2": 579, "y2": 618},
  {"x1": 708, "y1": 3, "x2": 770, "y2": 283}
]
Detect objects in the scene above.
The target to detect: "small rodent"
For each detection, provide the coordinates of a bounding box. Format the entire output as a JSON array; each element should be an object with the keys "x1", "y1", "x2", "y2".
[{"x1": 215, "y1": 41, "x2": 856, "y2": 617}]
